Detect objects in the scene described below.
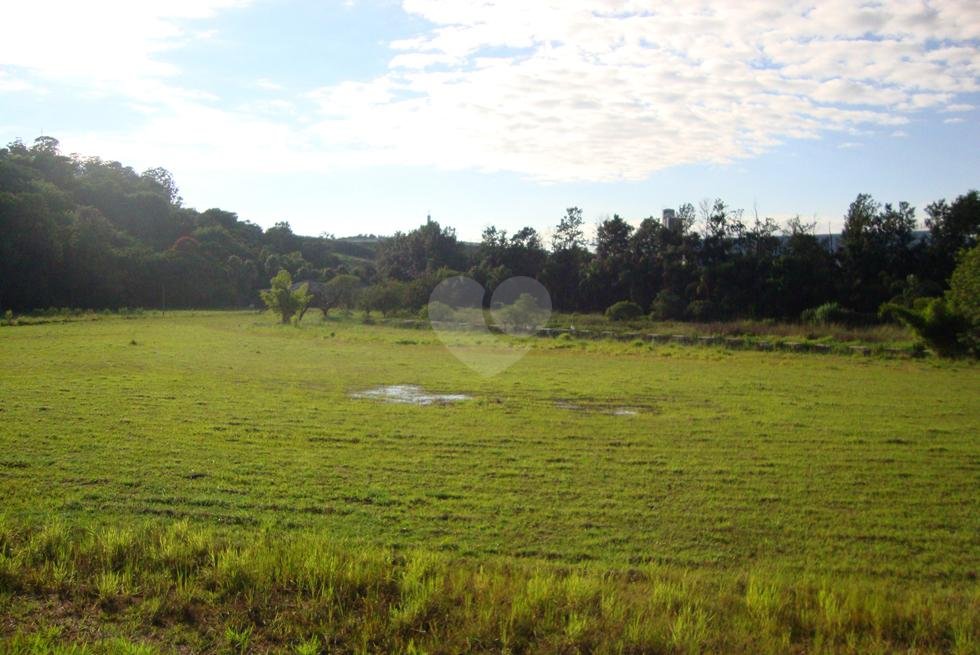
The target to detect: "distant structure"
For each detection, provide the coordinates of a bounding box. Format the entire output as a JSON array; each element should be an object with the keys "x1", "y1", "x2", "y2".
[{"x1": 662, "y1": 208, "x2": 682, "y2": 232}]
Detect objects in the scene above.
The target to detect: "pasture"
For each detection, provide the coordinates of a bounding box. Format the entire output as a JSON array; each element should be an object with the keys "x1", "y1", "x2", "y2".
[{"x1": 0, "y1": 312, "x2": 977, "y2": 653}]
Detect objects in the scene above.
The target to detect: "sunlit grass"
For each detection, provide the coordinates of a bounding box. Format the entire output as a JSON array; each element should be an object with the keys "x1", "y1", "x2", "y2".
[{"x1": 0, "y1": 311, "x2": 976, "y2": 652}]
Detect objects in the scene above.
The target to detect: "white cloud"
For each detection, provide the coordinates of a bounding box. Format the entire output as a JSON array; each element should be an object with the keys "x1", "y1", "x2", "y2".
[
  {"x1": 0, "y1": 70, "x2": 38, "y2": 93},
  {"x1": 255, "y1": 78, "x2": 284, "y2": 91},
  {"x1": 1, "y1": 0, "x2": 977, "y2": 184},
  {"x1": 301, "y1": 0, "x2": 980, "y2": 181},
  {"x1": 943, "y1": 117, "x2": 966, "y2": 124},
  {"x1": 0, "y1": 1, "x2": 249, "y2": 93}
]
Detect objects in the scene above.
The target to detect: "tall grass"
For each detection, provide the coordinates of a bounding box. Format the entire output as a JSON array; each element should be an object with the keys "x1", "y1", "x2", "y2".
[
  {"x1": 0, "y1": 520, "x2": 975, "y2": 653},
  {"x1": 546, "y1": 312, "x2": 912, "y2": 344}
]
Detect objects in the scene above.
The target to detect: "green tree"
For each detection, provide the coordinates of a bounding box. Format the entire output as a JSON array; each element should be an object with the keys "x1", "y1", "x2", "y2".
[
  {"x1": 839, "y1": 194, "x2": 917, "y2": 312},
  {"x1": 924, "y1": 190, "x2": 979, "y2": 285},
  {"x1": 584, "y1": 215, "x2": 633, "y2": 310},
  {"x1": 361, "y1": 280, "x2": 407, "y2": 317},
  {"x1": 946, "y1": 243, "x2": 980, "y2": 353},
  {"x1": 377, "y1": 217, "x2": 466, "y2": 281},
  {"x1": 260, "y1": 269, "x2": 311, "y2": 324},
  {"x1": 543, "y1": 208, "x2": 590, "y2": 311},
  {"x1": 325, "y1": 274, "x2": 361, "y2": 314}
]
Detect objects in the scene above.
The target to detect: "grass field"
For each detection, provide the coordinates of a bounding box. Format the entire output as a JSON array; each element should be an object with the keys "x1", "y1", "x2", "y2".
[{"x1": 0, "y1": 312, "x2": 977, "y2": 653}]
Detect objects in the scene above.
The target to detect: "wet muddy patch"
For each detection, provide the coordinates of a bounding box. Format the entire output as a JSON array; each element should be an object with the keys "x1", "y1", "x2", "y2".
[
  {"x1": 555, "y1": 401, "x2": 642, "y2": 416},
  {"x1": 350, "y1": 385, "x2": 471, "y2": 406}
]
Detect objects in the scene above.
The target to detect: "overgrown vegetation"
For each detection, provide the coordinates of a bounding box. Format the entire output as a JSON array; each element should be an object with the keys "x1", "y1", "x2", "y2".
[
  {"x1": 881, "y1": 243, "x2": 980, "y2": 357},
  {"x1": 0, "y1": 520, "x2": 975, "y2": 654}
]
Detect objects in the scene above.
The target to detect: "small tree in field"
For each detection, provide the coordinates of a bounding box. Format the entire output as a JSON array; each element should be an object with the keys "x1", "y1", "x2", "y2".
[
  {"x1": 361, "y1": 280, "x2": 407, "y2": 317},
  {"x1": 261, "y1": 269, "x2": 311, "y2": 324}
]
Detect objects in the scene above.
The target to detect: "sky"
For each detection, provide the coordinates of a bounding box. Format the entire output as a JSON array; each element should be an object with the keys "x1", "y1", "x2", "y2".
[{"x1": 0, "y1": 0, "x2": 978, "y2": 242}]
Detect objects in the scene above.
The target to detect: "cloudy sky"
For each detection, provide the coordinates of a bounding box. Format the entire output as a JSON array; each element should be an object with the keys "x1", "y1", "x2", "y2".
[{"x1": 1, "y1": 0, "x2": 978, "y2": 241}]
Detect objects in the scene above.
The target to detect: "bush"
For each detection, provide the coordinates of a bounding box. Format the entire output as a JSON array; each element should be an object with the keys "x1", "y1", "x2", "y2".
[
  {"x1": 605, "y1": 301, "x2": 643, "y2": 322},
  {"x1": 880, "y1": 298, "x2": 971, "y2": 357},
  {"x1": 685, "y1": 299, "x2": 717, "y2": 321},
  {"x1": 426, "y1": 301, "x2": 455, "y2": 322},
  {"x1": 497, "y1": 293, "x2": 549, "y2": 330},
  {"x1": 885, "y1": 244, "x2": 980, "y2": 358},
  {"x1": 801, "y1": 302, "x2": 863, "y2": 327},
  {"x1": 260, "y1": 270, "x2": 312, "y2": 324},
  {"x1": 650, "y1": 291, "x2": 685, "y2": 321}
]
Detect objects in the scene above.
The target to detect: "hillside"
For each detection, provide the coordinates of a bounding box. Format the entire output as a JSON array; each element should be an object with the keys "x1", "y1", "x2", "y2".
[{"x1": 0, "y1": 137, "x2": 379, "y2": 311}]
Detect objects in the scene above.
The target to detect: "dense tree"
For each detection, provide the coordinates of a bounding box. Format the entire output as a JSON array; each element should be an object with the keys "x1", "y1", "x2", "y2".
[
  {"x1": 924, "y1": 190, "x2": 980, "y2": 285},
  {"x1": 377, "y1": 217, "x2": 466, "y2": 281},
  {"x1": 583, "y1": 215, "x2": 633, "y2": 310},
  {"x1": 542, "y1": 208, "x2": 591, "y2": 311},
  {"x1": 771, "y1": 218, "x2": 838, "y2": 318},
  {"x1": 839, "y1": 195, "x2": 918, "y2": 313}
]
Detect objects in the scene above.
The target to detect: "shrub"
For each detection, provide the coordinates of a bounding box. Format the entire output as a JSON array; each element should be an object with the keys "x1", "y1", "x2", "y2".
[
  {"x1": 650, "y1": 291, "x2": 685, "y2": 321},
  {"x1": 605, "y1": 301, "x2": 643, "y2": 322},
  {"x1": 882, "y1": 245, "x2": 980, "y2": 358},
  {"x1": 497, "y1": 293, "x2": 549, "y2": 330},
  {"x1": 685, "y1": 299, "x2": 717, "y2": 321},
  {"x1": 880, "y1": 298, "x2": 970, "y2": 357},
  {"x1": 260, "y1": 270, "x2": 312, "y2": 324},
  {"x1": 426, "y1": 301, "x2": 455, "y2": 322},
  {"x1": 801, "y1": 302, "x2": 862, "y2": 326}
]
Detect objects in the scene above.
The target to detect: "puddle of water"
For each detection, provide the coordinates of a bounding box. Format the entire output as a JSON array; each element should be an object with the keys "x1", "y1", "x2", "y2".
[
  {"x1": 351, "y1": 385, "x2": 470, "y2": 406},
  {"x1": 555, "y1": 401, "x2": 639, "y2": 416}
]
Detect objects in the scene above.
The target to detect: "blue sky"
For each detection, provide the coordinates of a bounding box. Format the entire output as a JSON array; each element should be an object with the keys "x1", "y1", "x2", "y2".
[{"x1": 1, "y1": 0, "x2": 978, "y2": 241}]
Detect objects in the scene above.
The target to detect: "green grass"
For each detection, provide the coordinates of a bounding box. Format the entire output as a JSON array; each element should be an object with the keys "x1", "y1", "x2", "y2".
[{"x1": 0, "y1": 311, "x2": 977, "y2": 652}]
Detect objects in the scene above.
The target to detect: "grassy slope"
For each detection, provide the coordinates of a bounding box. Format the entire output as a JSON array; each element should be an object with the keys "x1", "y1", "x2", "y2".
[{"x1": 0, "y1": 312, "x2": 977, "y2": 652}]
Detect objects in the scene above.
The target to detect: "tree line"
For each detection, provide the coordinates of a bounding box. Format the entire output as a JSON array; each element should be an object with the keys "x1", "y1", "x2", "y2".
[
  {"x1": 1, "y1": 136, "x2": 977, "y2": 345},
  {"x1": 0, "y1": 137, "x2": 376, "y2": 311}
]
